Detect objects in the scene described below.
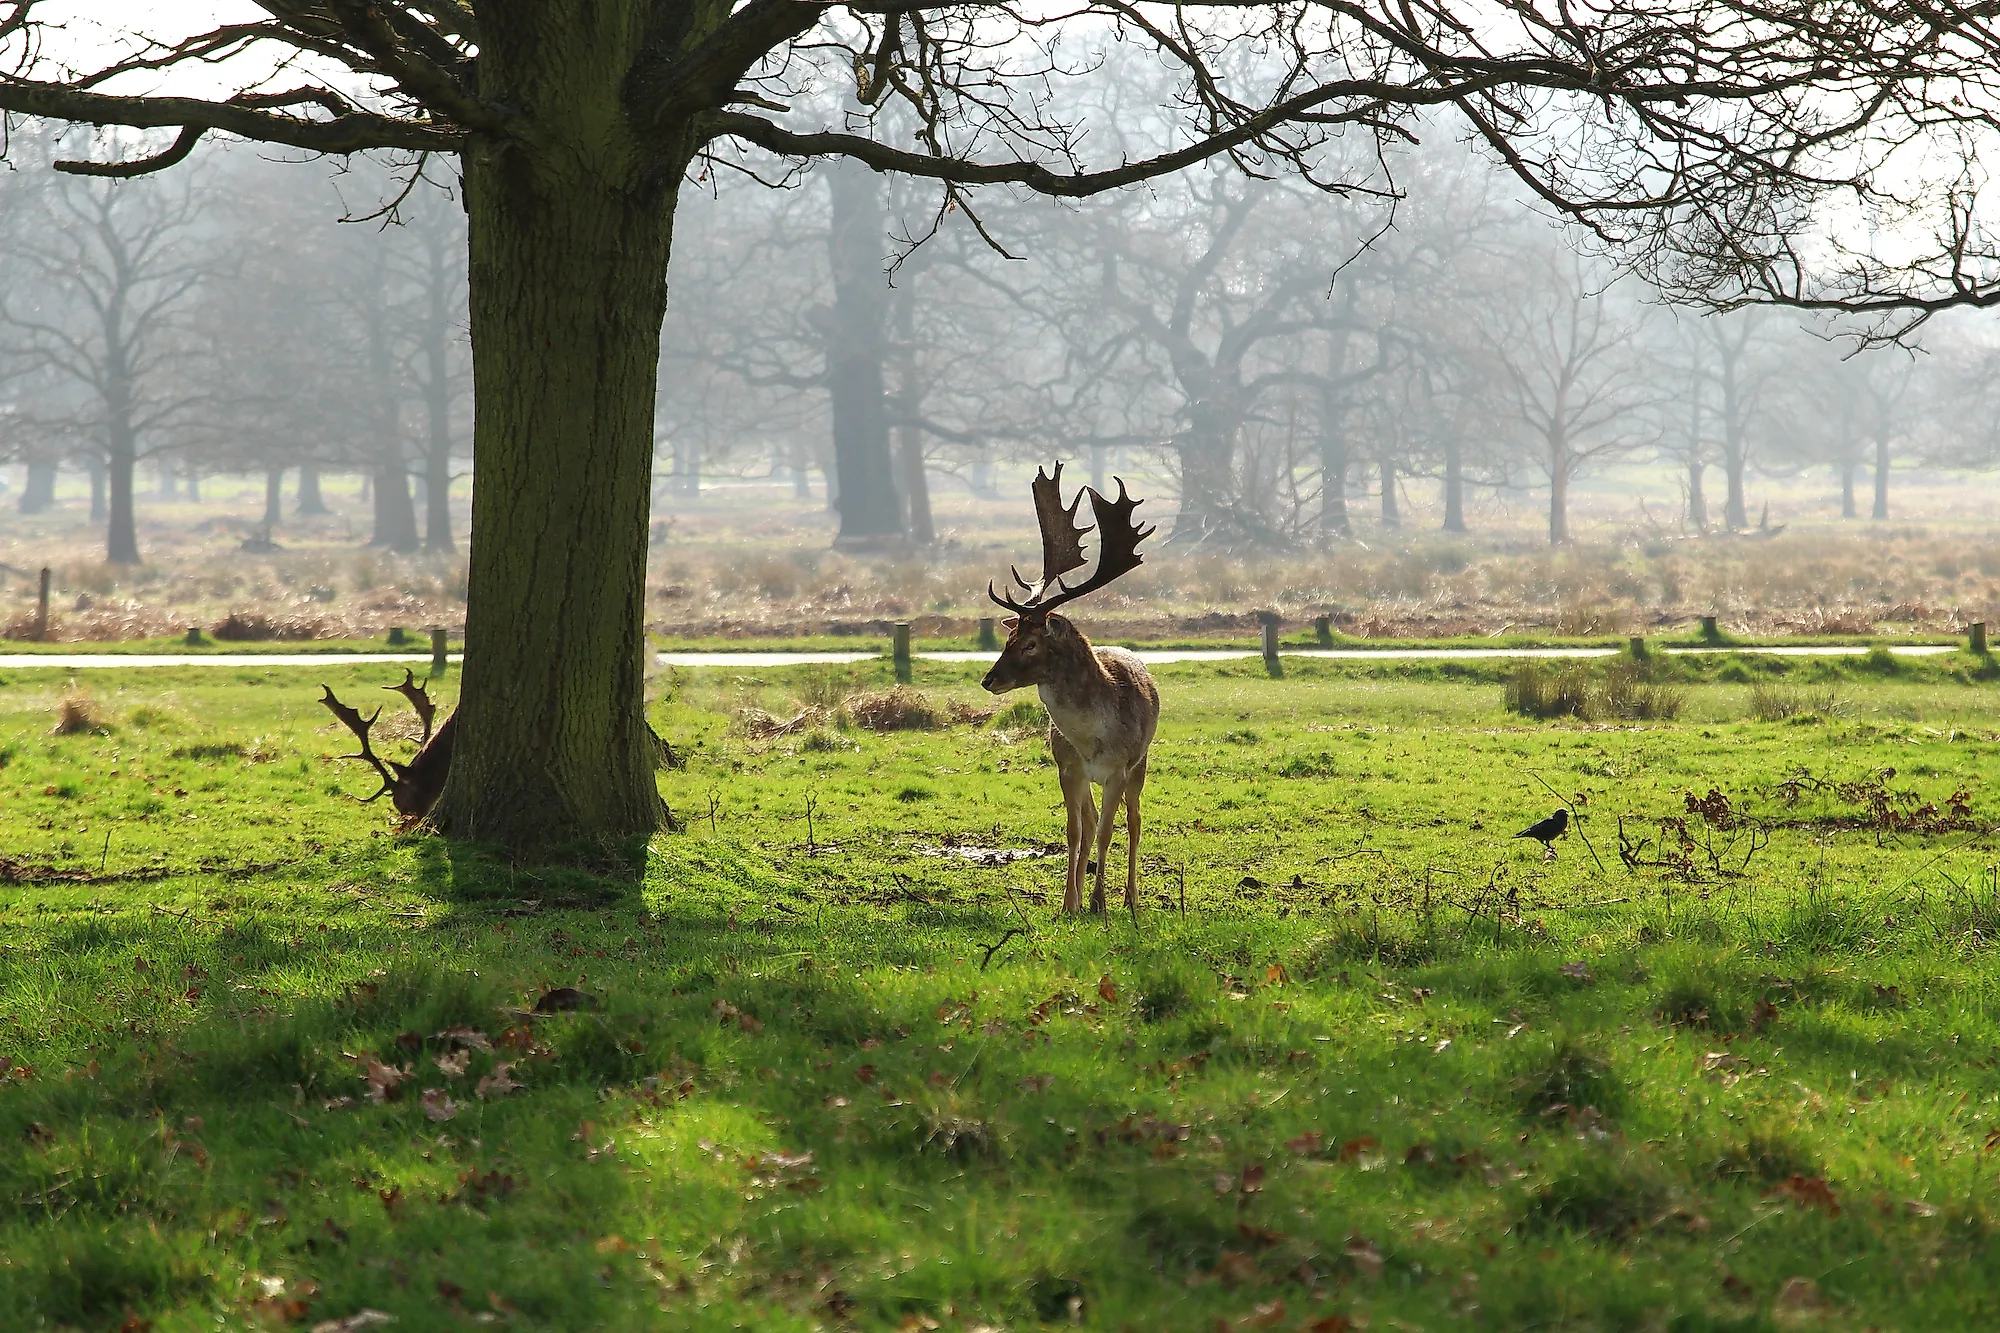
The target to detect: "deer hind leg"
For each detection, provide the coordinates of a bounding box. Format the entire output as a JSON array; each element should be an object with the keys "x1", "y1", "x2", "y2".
[
  {"x1": 1090, "y1": 770, "x2": 1130, "y2": 916},
  {"x1": 1053, "y1": 730, "x2": 1092, "y2": 914},
  {"x1": 1122, "y1": 759, "x2": 1148, "y2": 910}
]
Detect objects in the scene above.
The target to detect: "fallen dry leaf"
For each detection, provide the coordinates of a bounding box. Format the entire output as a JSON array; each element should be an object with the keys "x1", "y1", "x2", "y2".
[
  {"x1": 1265, "y1": 963, "x2": 1290, "y2": 987},
  {"x1": 1774, "y1": 1276, "x2": 1828, "y2": 1312},
  {"x1": 1559, "y1": 961, "x2": 1593, "y2": 982},
  {"x1": 1285, "y1": 1130, "x2": 1324, "y2": 1155},
  {"x1": 1751, "y1": 998, "x2": 1779, "y2": 1032},
  {"x1": 346, "y1": 1056, "x2": 412, "y2": 1105},
  {"x1": 22, "y1": 1121, "x2": 53, "y2": 1147},
  {"x1": 308, "y1": 1312, "x2": 395, "y2": 1333},
  {"x1": 1766, "y1": 1175, "x2": 1841, "y2": 1216},
  {"x1": 432, "y1": 1025, "x2": 493, "y2": 1052},
  {"x1": 532, "y1": 987, "x2": 595, "y2": 1014},
  {"x1": 1307, "y1": 1318, "x2": 1353, "y2": 1333},
  {"x1": 474, "y1": 1062, "x2": 522, "y2": 1099},
  {"x1": 1336, "y1": 1135, "x2": 1380, "y2": 1164},
  {"x1": 1240, "y1": 1298, "x2": 1287, "y2": 1328},
  {"x1": 1343, "y1": 1236, "x2": 1384, "y2": 1280},
  {"x1": 433, "y1": 1049, "x2": 470, "y2": 1078},
  {"x1": 420, "y1": 1088, "x2": 458, "y2": 1122},
  {"x1": 1098, "y1": 974, "x2": 1119, "y2": 1004}
]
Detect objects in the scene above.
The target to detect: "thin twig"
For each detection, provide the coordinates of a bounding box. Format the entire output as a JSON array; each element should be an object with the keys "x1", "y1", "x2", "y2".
[
  {"x1": 1527, "y1": 770, "x2": 1607, "y2": 874},
  {"x1": 979, "y1": 928, "x2": 1025, "y2": 971}
]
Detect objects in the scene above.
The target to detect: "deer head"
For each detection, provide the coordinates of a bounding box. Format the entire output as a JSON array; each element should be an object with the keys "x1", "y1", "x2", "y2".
[{"x1": 982, "y1": 461, "x2": 1154, "y2": 694}]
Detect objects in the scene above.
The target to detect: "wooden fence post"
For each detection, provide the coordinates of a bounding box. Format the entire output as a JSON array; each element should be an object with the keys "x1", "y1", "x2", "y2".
[
  {"x1": 34, "y1": 567, "x2": 50, "y2": 642},
  {"x1": 1972, "y1": 622, "x2": 1988, "y2": 655},
  {"x1": 1258, "y1": 612, "x2": 1282, "y2": 678},
  {"x1": 1314, "y1": 614, "x2": 1334, "y2": 647},
  {"x1": 1628, "y1": 635, "x2": 1648, "y2": 660},
  {"x1": 184, "y1": 626, "x2": 204, "y2": 647},
  {"x1": 977, "y1": 617, "x2": 998, "y2": 651},
  {"x1": 387, "y1": 626, "x2": 409, "y2": 647},
  {"x1": 430, "y1": 627, "x2": 448, "y2": 677},
  {"x1": 893, "y1": 621, "x2": 913, "y2": 684},
  {"x1": 1699, "y1": 615, "x2": 1720, "y2": 643}
]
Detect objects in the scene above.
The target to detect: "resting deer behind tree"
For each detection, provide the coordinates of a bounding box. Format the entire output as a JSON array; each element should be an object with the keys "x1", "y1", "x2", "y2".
[{"x1": 982, "y1": 462, "x2": 1159, "y2": 914}]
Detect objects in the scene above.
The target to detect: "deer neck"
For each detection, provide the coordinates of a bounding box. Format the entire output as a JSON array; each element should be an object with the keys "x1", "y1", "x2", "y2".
[{"x1": 1034, "y1": 625, "x2": 1113, "y2": 715}]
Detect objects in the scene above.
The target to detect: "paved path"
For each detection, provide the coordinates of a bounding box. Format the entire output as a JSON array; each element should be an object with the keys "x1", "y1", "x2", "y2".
[{"x1": 0, "y1": 644, "x2": 1961, "y2": 670}]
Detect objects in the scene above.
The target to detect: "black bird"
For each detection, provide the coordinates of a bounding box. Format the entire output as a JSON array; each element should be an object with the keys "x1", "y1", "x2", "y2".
[{"x1": 1514, "y1": 808, "x2": 1569, "y2": 857}]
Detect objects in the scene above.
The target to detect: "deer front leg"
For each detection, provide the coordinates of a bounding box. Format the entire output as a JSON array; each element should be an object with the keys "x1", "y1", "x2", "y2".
[
  {"x1": 1090, "y1": 770, "x2": 1130, "y2": 915},
  {"x1": 1054, "y1": 739, "x2": 1093, "y2": 915},
  {"x1": 1122, "y1": 760, "x2": 1148, "y2": 910}
]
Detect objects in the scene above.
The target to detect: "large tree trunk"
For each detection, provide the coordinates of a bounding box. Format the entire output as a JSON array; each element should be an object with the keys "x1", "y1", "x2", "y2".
[
  {"x1": 106, "y1": 351, "x2": 140, "y2": 563},
  {"x1": 1442, "y1": 437, "x2": 1465, "y2": 533},
  {"x1": 263, "y1": 466, "x2": 284, "y2": 530},
  {"x1": 1872, "y1": 430, "x2": 1889, "y2": 520},
  {"x1": 18, "y1": 460, "x2": 56, "y2": 514},
  {"x1": 431, "y1": 50, "x2": 684, "y2": 847},
  {"x1": 1687, "y1": 458, "x2": 1708, "y2": 532},
  {"x1": 184, "y1": 465, "x2": 201, "y2": 504},
  {"x1": 372, "y1": 459, "x2": 420, "y2": 550},
  {"x1": 297, "y1": 463, "x2": 328, "y2": 515},
  {"x1": 1840, "y1": 456, "x2": 1857, "y2": 518},
  {"x1": 890, "y1": 286, "x2": 933, "y2": 545},
  {"x1": 1377, "y1": 453, "x2": 1399, "y2": 528},
  {"x1": 155, "y1": 459, "x2": 177, "y2": 501},
  {"x1": 86, "y1": 457, "x2": 105, "y2": 521},
  {"x1": 825, "y1": 164, "x2": 900, "y2": 545}
]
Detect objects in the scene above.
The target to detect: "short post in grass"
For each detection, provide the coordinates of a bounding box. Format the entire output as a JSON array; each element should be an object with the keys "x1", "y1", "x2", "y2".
[
  {"x1": 184, "y1": 626, "x2": 204, "y2": 647},
  {"x1": 1259, "y1": 611, "x2": 1283, "y2": 678},
  {"x1": 978, "y1": 616, "x2": 999, "y2": 651},
  {"x1": 387, "y1": 626, "x2": 409, "y2": 647},
  {"x1": 1971, "y1": 622, "x2": 1988, "y2": 655},
  {"x1": 34, "y1": 567, "x2": 50, "y2": 641},
  {"x1": 1628, "y1": 635, "x2": 1648, "y2": 660},
  {"x1": 429, "y1": 627, "x2": 448, "y2": 677},
  {"x1": 893, "y1": 621, "x2": 913, "y2": 684},
  {"x1": 1314, "y1": 614, "x2": 1334, "y2": 647},
  {"x1": 1700, "y1": 614, "x2": 1721, "y2": 644}
]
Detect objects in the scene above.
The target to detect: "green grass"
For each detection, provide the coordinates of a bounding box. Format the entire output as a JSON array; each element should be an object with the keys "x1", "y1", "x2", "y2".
[{"x1": 5, "y1": 656, "x2": 2000, "y2": 1329}]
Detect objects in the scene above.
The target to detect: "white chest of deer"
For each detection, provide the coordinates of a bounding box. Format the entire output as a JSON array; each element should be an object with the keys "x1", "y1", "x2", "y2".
[{"x1": 1039, "y1": 647, "x2": 1157, "y2": 785}]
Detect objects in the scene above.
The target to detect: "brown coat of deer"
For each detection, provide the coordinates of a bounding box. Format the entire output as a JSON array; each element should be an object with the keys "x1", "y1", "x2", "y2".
[{"x1": 982, "y1": 463, "x2": 1159, "y2": 914}]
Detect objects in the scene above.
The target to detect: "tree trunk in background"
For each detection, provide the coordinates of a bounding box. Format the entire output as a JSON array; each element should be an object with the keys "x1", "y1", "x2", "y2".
[
  {"x1": 970, "y1": 446, "x2": 995, "y2": 498},
  {"x1": 671, "y1": 436, "x2": 699, "y2": 498},
  {"x1": 1872, "y1": 430, "x2": 1890, "y2": 520},
  {"x1": 890, "y1": 285, "x2": 933, "y2": 544},
  {"x1": 263, "y1": 466, "x2": 283, "y2": 529},
  {"x1": 1547, "y1": 429, "x2": 1570, "y2": 546},
  {"x1": 825, "y1": 163, "x2": 901, "y2": 545},
  {"x1": 155, "y1": 459, "x2": 176, "y2": 501},
  {"x1": 184, "y1": 465, "x2": 201, "y2": 503},
  {"x1": 1318, "y1": 419, "x2": 1349, "y2": 535},
  {"x1": 1089, "y1": 443, "x2": 1106, "y2": 494},
  {"x1": 297, "y1": 463, "x2": 328, "y2": 515},
  {"x1": 1687, "y1": 458, "x2": 1708, "y2": 532},
  {"x1": 87, "y1": 458, "x2": 105, "y2": 520},
  {"x1": 788, "y1": 439, "x2": 811, "y2": 498},
  {"x1": 430, "y1": 11, "x2": 690, "y2": 847},
  {"x1": 371, "y1": 460, "x2": 420, "y2": 550},
  {"x1": 1441, "y1": 438, "x2": 1465, "y2": 533},
  {"x1": 105, "y1": 335, "x2": 141, "y2": 563},
  {"x1": 1377, "y1": 454, "x2": 1399, "y2": 527},
  {"x1": 1841, "y1": 457, "x2": 1857, "y2": 518},
  {"x1": 421, "y1": 233, "x2": 458, "y2": 552},
  {"x1": 18, "y1": 460, "x2": 56, "y2": 514}
]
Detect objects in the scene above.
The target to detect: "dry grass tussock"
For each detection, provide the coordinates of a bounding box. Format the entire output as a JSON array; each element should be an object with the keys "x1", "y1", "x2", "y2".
[
  {"x1": 1505, "y1": 663, "x2": 1687, "y2": 722},
  {"x1": 736, "y1": 688, "x2": 996, "y2": 738},
  {"x1": 51, "y1": 689, "x2": 106, "y2": 735}
]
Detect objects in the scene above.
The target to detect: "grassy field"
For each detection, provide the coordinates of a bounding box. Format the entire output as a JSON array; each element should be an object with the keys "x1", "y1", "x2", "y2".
[{"x1": 5, "y1": 649, "x2": 2000, "y2": 1330}]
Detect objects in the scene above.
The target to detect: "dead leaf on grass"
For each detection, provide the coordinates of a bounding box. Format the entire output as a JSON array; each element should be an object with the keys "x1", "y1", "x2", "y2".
[
  {"x1": 1766, "y1": 1175, "x2": 1841, "y2": 1216},
  {"x1": 433, "y1": 1049, "x2": 470, "y2": 1078},
  {"x1": 1098, "y1": 974, "x2": 1119, "y2": 1004},
  {"x1": 1774, "y1": 1276, "x2": 1828, "y2": 1312},
  {"x1": 420, "y1": 1088, "x2": 458, "y2": 1122},
  {"x1": 1285, "y1": 1130, "x2": 1323, "y2": 1156},
  {"x1": 532, "y1": 987, "x2": 596, "y2": 1014},
  {"x1": 1343, "y1": 1236, "x2": 1385, "y2": 1280},
  {"x1": 475, "y1": 1062, "x2": 522, "y2": 1099},
  {"x1": 308, "y1": 1314, "x2": 396, "y2": 1333}
]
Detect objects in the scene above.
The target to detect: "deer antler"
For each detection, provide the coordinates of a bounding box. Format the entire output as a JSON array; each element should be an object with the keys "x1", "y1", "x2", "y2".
[
  {"x1": 988, "y1": 465, "x2": 1153, "y2": 617},
  {"x1": 385, "y1": 668, "x2": 436, "y2": 744},
  {"x1": 319, "y1": 685, "x2": 401, "y2": 803},
  {"x1": 990, "y1": 461, "x2": 1093, "y2": 614}
]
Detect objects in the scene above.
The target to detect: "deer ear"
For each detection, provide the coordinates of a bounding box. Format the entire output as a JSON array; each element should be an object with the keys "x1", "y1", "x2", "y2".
[
  {"x1": 1001, "y1": 617, "x2": 1020, "y2": 630},
  {"x1": 1045, "y1": 613, "x2": 1073, "y2": 635}
]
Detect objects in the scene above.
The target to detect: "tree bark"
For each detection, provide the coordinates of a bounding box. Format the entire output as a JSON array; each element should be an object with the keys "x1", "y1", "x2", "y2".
[
  {"x1": 86, "y1": 457, "x2": 105, "y2": 521},
  {"x1": 430, "y1": 36, "x2": 687, "y2": 847},
  {"x1": 18, "y1": 460, "x2": 56, "y2": 514},
  {"x1": 155, "y1": 459, "x2": 176, "y2": 501},
  {"x1": 1377, "y1": 453, "x2": 1399, "y2": 528},
  {"x1": 106, "y1": 337, "x2": 140, "y2": 563},
  {"x1": 184, "y1": 465, "x2": 201, "y2": 503},
  {"x1": 1872, "y1": 429, "x2": 1889, "y2": 520},
  {"x1": 1687, "y1": 458, "x2": 1708, "y2": 532},
  {"x1": 1442, "y1": 437, "x2": 1465, "y2": 533},
  {"x1": 297, "y1": 463, "x2": 328, "y2": 515},
  {"x1": 1840, "y1": 456, "x2": 1857, "y2": 518},
  {"x1": 263, "y1": 466, "x2": 284, "y2": 530},
  {"x1": 371, "y1": 459, "x2": 420, "y2": 550},
  {"x1": 825, "y1": 163, "x2": 900, "y2": 544}
]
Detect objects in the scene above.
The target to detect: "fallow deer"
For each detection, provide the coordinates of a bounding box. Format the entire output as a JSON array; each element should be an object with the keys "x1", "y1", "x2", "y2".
[{"x1": 982, "y1": 462, "x2": 1159, "y2": 914}]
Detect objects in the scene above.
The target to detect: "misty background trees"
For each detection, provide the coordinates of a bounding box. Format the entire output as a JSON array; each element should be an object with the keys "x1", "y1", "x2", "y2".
[{"x1": 2, "y1": 127, "x2": 1989, "y2": 566}]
